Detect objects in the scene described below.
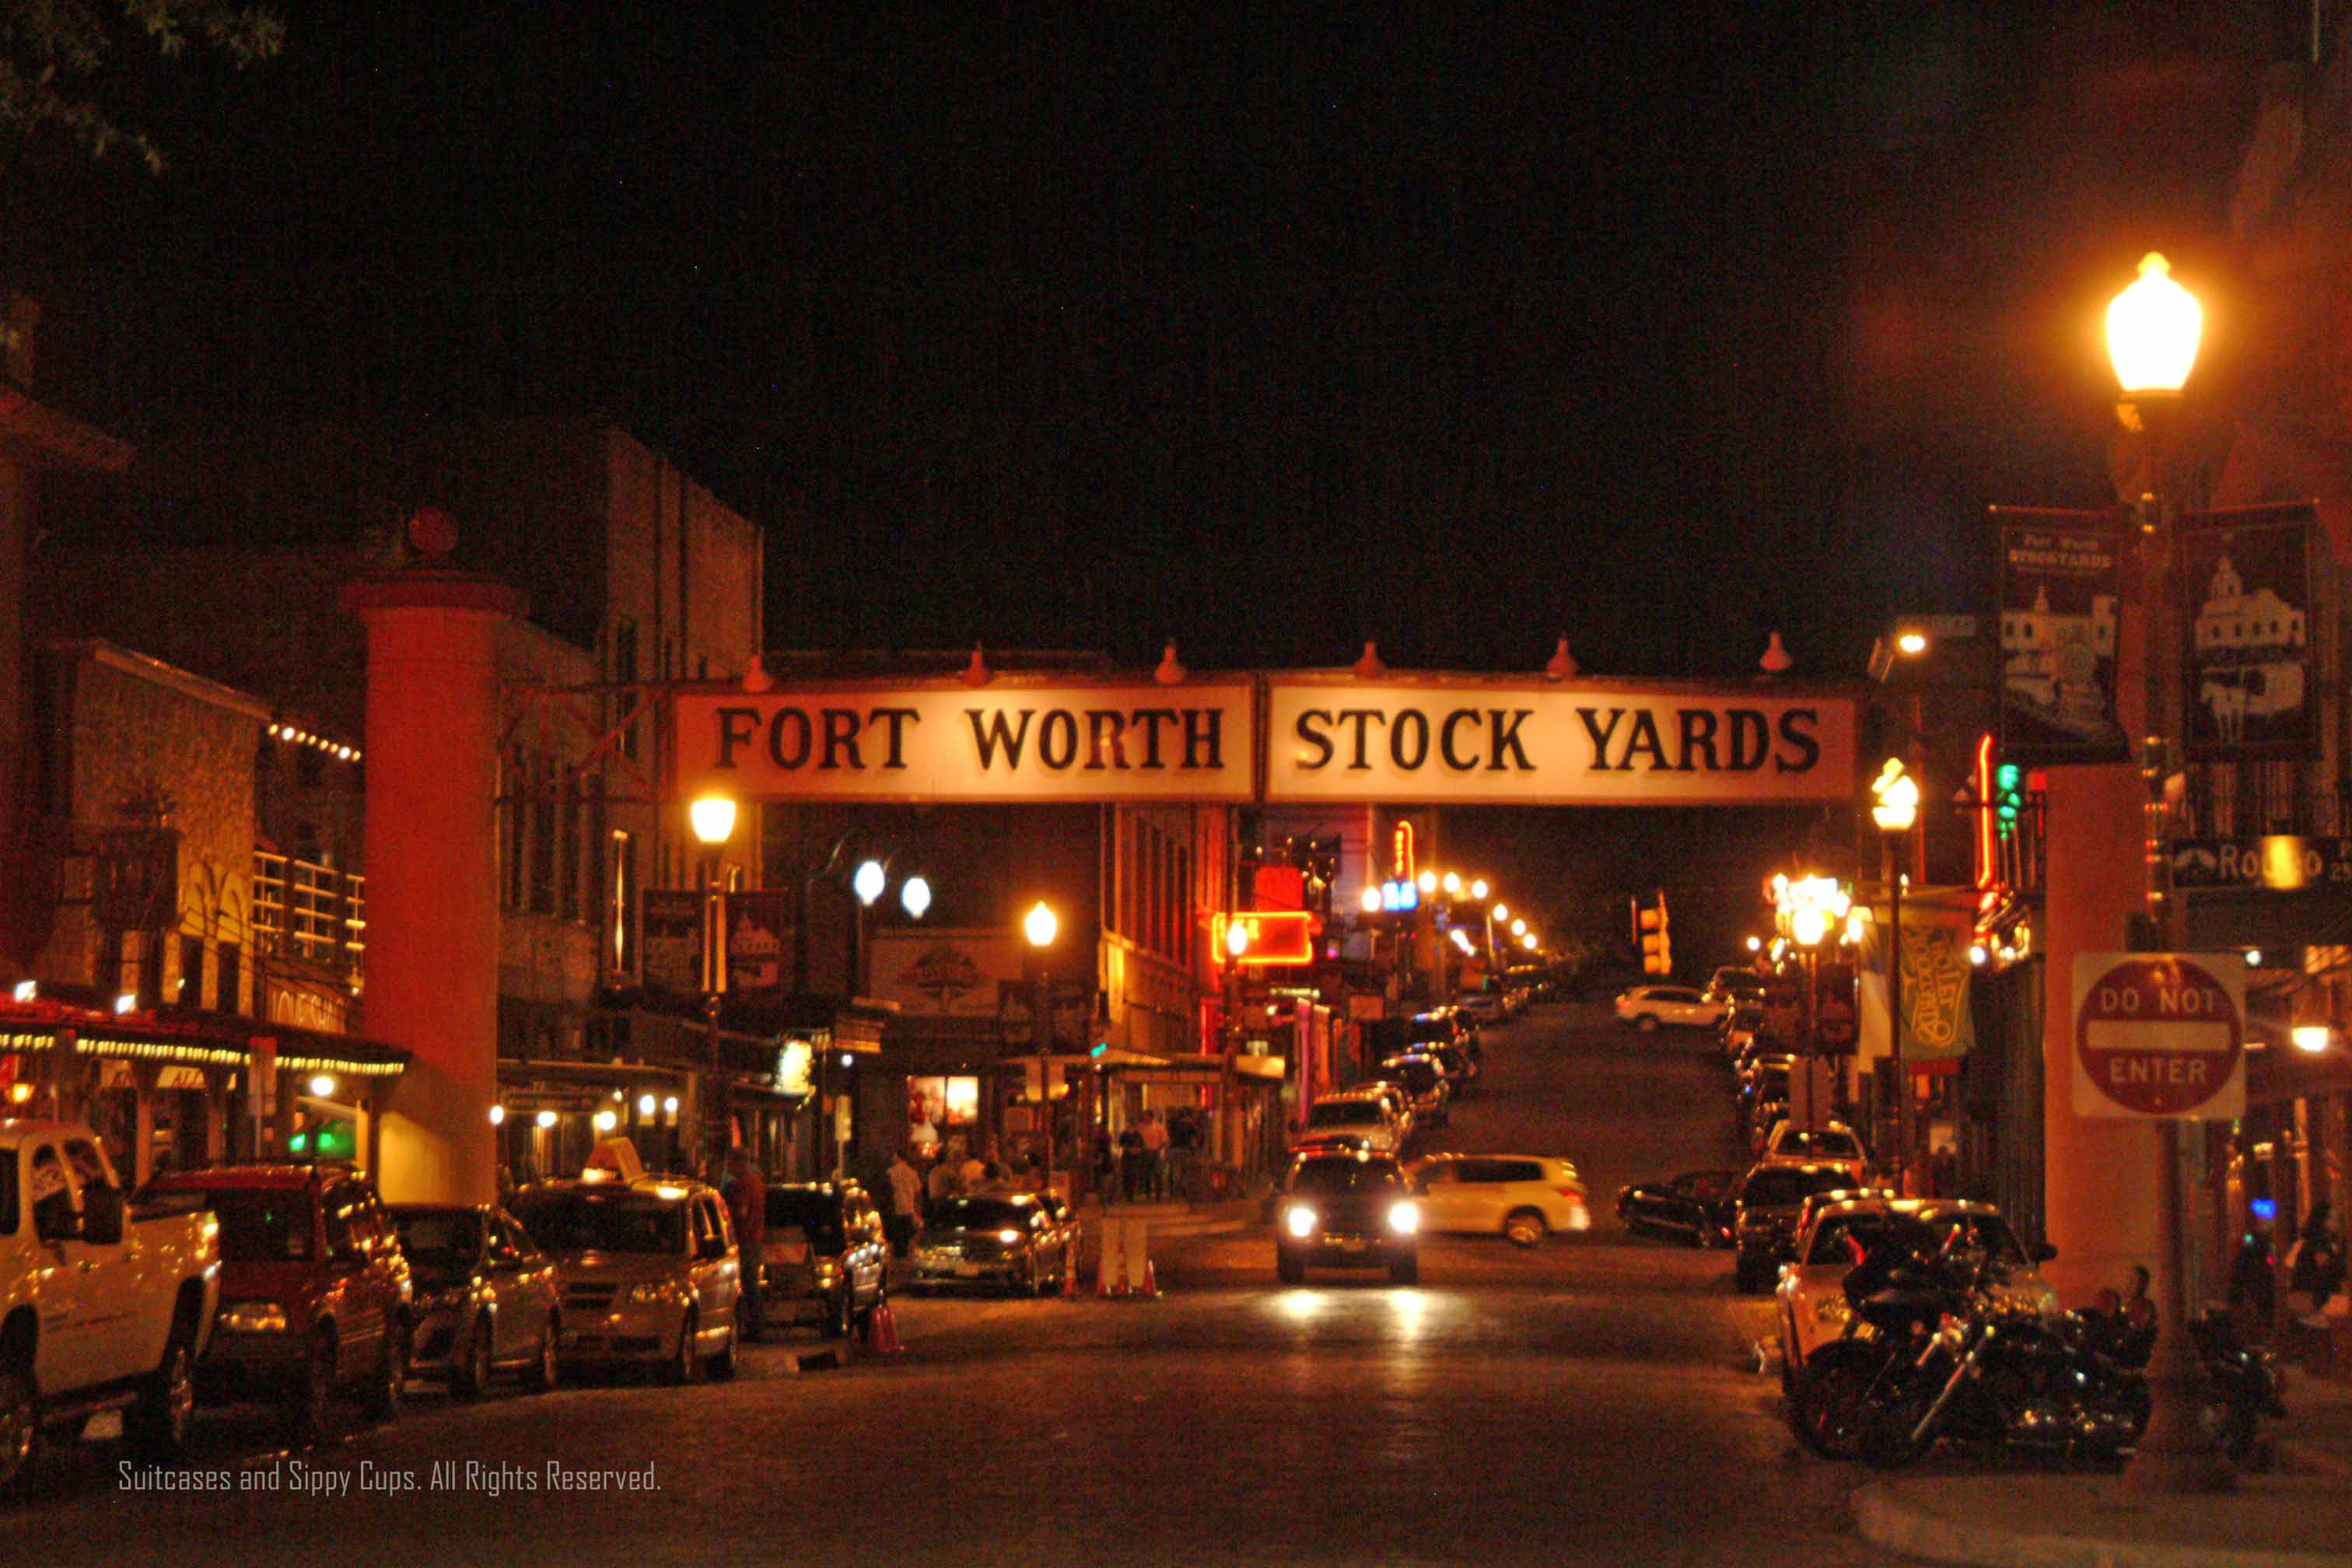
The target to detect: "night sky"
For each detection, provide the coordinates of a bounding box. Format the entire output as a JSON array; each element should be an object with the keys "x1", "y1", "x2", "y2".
[{"x1": 1, "y1": 2, "x2": 2296, "y2": 938}]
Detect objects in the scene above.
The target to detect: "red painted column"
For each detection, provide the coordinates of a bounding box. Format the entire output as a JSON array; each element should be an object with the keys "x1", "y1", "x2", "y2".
[{"x1": 344, "y1": 516, "x2": 523, "y2": 1205}]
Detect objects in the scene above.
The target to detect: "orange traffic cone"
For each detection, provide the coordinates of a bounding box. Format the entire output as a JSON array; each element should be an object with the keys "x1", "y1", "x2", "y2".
[
  {"x1": 1141, "y1": 1259, "x2": 1160, "y2": 1298},
  {"x1": 867, "y1": 1300, "x2": 901, "y2": 1354},
  {"x1": 1061, "y1": 1251, "x2": 1080, "y2": 1300}
]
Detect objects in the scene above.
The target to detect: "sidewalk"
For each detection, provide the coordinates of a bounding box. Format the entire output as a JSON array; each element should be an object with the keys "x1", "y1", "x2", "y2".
[{"x1": 2277, "y1": 1362, "x2": 2352, "y2": 1480}]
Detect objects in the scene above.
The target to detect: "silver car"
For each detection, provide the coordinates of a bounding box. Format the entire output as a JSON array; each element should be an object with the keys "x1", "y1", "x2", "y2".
[{"x1": 511, "y1": 1177, "x2": 742, "y2": 1384}]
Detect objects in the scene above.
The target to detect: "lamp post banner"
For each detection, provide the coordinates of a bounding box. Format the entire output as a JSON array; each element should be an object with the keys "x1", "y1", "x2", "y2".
[
  {"x1": 1262, "y1": 681, "x2": 1855, "y2": 805},
  {"x1": 1994, "y1": 506, "x2": 2129, "y2": 766},
  {"x1": 2069, "y1": 952, "x2": 2246, "y2": 1120},
  {"x1": 2178, "y1": 502, "x2": 2317, "y2": 762},
  {"x1": 674, "y1": 682, "x2": 1255, "y2": 803}
]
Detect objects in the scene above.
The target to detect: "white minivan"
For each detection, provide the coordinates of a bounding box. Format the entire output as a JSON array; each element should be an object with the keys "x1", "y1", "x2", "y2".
[{"x1": 1404, "y1": 1153, "x2": 1589, "y2": 1247}]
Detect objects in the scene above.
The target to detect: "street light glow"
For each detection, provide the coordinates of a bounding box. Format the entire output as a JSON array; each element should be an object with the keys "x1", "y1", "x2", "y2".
[
  {"x1": 1745, "y1": 936, "x2": 1762, "y2": 953},
  {"x1": 308, "y1": 1074, "x2": 336, "y2": 1098},
  {"x1": 900, "y1": 875, "x2": 933, "y2": 919},
  {"x1": 1510, "y1": 918, "x2": 1527, "y2": 936},
  {"x1": 1416, "y1": 870, "x2": 1436, "y2": 894},
  {"x1": 637, "y1": 1093, "x2": 657, "y2": 1117},
  {"x1": 488, "y1": 1104, "x2": 506, "y2": 1126},
  {"x1": 593, "y1": 1108, "x2": 618, "y2": 1132},
  {"x1": 1441, "y1": 872, "x2": 1461, "y2": 895},
  {"x1": 1869, "y1": 758, "x2": 1920, "y2": 833},
  {"x1": 688, "y1": 793, "x2": 738, "y2": 846},
  {"x1": 1360, "y1": 885, "x2": 1383, "y2": 914},
  {"x1": 534, "y1": 1109, "x2": 558, "y2": 1129},
  {"x1": 852, "y1": 859, "x2": 887, "y2": 906},
  {"x1": 1895, "y1": 631, "x2": 1928, "y2": 656},
  {"x1": 1492, "y1": 904, "x2": 1508, "y2": 922},
  {"x1": 1790, "y1": 906, "x2": 1829, "y2": 948},
  {"x1": 1225, "y1": 919, "x2": 1251, "y2": 959},
  {"x1": 1521, "y1": 933, "x2": 1537, "y2": 950},
  {"x1": 1024, "y1": 901, "x2": 1059, "y2": 948},
  {"x1": 2291, "y1": 1025, "x2": 2333, "y2": 1055},
  {"x1": 1470, "y1": 879, "x2": 1488, "y2": 899},
  {"x1": 2107, "y1": 252, "x2": 2203, "y2": 396}
]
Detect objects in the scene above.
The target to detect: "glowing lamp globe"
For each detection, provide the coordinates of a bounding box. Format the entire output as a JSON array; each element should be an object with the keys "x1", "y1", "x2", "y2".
[
  {"x1": 1470, "y1": 879, "x2": 1489, "y2": 900},
  {"x1": 689, "y1": 794, "x2": 738, "y2": 846},
  {"x1": 1790, "y1": 906, "x2": 1830, "y2": 948},
  {"x1": 1225, "y1": 920, "x2": 1251, "y2": 960},
  {"x1": 2107, "y1": 253, "x2": 2203, "y2": 396},
  {"x1": 852, "y1": 859, "x2": 887, "y2": 906},
  {"x1": 1023, "y1": 901, "x2": 1059, "y2": 949},
  {"x1": 1360, "y1": 885, "x2": 1383, "y2": 914},
  {"x1": 900, "y1": 875, "x2": 933, "y2": 920},
  {"x1": 1441, "y1": 872, "x2": 1461, "y2": 896}
]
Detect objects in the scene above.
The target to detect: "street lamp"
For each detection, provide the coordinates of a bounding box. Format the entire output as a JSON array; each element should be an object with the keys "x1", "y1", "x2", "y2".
[
  {"x1": 2106, "y1": 251, "x2": 2230, "y2": 1497},
  {"x1": 1870, "y1": 758, "x2": 1920, "y2": 1192},
  {"x1": 1441, "y1": 871, "x2": 1461, "y2": 897},
  {"x1": 1359, "y1": 884, "x2": 1383, "y2": 915},
  {"x1": 1510, "y1": 918, "x2": 1527, "y2": 938},
  {"x1": 851, "y1": 858, "x2": 887, "y2": 907},
  {"x1": 691, "y1": 793, "x2": 737, "y2": 1174},
  {"x1": 1895, "y1": 630, "x2": 1928, "y2": 656},
  {"x1": 2291, "y1": 1024, "x2": 2334, "y2": 1055},
  {"x1": 1024, "y1": 901, "x2": 1060, "y2": 1195},
  {"x1": 1224, "y1": 919, "x2": 1251, "y2": 961},
  {"x1": 900, "y1": 874, "x2": 933, "y2": 921},
  {"x1": 1470, "y1": 878, "x2": 1489, "y2": 900},
  {"x1": 1520, "y1": 933, "x2": 1537, "y2": 952},
  {"x1": 1416, "y1": 870, "x2": 1437, "y2": 895}
]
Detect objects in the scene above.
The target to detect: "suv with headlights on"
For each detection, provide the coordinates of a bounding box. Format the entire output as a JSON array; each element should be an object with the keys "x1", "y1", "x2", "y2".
[
  {"x1": 510, "y1": 1175, "x2": 740, "y2": 1384},
  {"x1": 1276, "y1": 1151, "x2": 1420, "y2": 1286},
  {"x1": 748, "y1": 1182, "x2": 889, "y2": 1338},
  {"x1": 912, "y1": 1194, "x2": 1072, "y2": 1295}
]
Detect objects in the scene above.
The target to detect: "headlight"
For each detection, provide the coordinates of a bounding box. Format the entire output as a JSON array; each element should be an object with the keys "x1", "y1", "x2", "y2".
[
  {"x1": 996, "y1": 1229, "x2": 1024, "y2": 1246},
  {"x1": 219, "y1": 1300, "x2": 289, "y2": 1333},
  {"x1": 1284, "y1": 1206, "x2": 1318, "y2": 1239},
  {"x1": 625, "y1": 1282, "x2": 673, "y2": 1305},
  {"x1": 1386, "y1": 1201, "x2": 1420, "y2": 1235}
]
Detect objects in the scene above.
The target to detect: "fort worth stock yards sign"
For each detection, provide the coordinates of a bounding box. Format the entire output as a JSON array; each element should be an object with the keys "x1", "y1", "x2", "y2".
[{"x1": 672, "y1": 676, "x2": 1857, "y2": 807}]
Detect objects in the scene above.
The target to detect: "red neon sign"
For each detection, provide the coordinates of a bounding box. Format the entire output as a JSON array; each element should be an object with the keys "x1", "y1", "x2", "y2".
[
  {"x1": 1213, "y1": 911, "x2": 1317, "y2": 967},
  {"x1": 1391, "y1": 820, "x2": 1416, "y2": 881}
]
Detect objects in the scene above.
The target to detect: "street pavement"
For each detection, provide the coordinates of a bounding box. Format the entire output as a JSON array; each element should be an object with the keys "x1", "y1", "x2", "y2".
[{"x1": 0, "y1": 1003, "x2": 1921, "y2": 1567}]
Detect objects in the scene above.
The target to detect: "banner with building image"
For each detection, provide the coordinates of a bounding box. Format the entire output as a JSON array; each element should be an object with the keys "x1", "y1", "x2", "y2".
[
  {"x1": 2179, "y1": 503, "x2": 2317, "y2": 762},
  {"x1": 1995, "y1": 507, "x2": 2128, "y2": 766},
  {"x1": 723, "y1": 890, "x2": 792, "y2": 997}
]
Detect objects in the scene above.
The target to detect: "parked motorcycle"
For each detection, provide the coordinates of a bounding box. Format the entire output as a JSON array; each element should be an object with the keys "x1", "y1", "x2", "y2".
[
  {"x1": 2074, "y1": 1303, "x2": 2286, "y2": 1463},
  {"x1": 1790, "y1": 1220, "x2": 2149, "y2": 1466}
]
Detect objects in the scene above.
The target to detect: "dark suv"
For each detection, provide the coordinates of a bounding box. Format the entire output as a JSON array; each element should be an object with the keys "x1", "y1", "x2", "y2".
[
  {"x1": 1276, "y1": 1151, "x2": 1421, "y2": 1286},
  {"x1": 1731, "y1": 1162, "x2": 1861, "y2": 1293},
  {"x1": 143, "y1": 1164, "x2": 413, "y2": 1437},
  {"x1": 747, "y1": 1182, "x2": 889, "y2": 1339}
]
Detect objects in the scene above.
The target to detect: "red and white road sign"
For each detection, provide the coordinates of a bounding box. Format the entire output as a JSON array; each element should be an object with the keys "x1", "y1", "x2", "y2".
[{"x1": 2069, "y1": 952, "x2": 2246, "y2": 1120}]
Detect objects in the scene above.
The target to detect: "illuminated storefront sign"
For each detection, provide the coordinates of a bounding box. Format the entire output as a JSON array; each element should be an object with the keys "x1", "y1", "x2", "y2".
[
  {"x1": 675, "y1": 681, "x2": 1255, "y2": 803},
  {"x1": 1264, "y1": 681, "x2": 1856, "y2": 805},
  {"x1": 1211, "y1": 911, "x2": 1317, "y2": 967}
]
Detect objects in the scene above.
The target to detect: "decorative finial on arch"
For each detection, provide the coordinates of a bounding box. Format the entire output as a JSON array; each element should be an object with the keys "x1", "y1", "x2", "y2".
[
  {"x1": 1545, "y1": 636, "x2": 1577, "y2": 681},
  {"x1": 741, "y1": 654, "x2": 775, "y2": 694},
  {"x1": 961, "y1": 643, "x2": 992, "y2": 687},
  {"x1": 1353, "y1": 640, "x2": 1386, "y2": 680},
  {"x1": 1154, "y1": 639, "x2": 1186, "y2": 685},
  {"x1": 1759, "y1": 630, "x2": 1794, "y2": 675}
]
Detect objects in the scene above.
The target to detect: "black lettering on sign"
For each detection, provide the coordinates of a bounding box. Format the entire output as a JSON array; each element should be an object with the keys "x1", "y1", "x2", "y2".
[
  {"x1": 1489, "y1": 709, "x2": 1534, "y2": 771},
  {"x1": 967, "y1": 709, "x2": 1032, "y2": 769},
  {"x1": 1086, "y1": 710, "x2": 1128, "y2": 771},
  {"x1": 715, "y1": 706, "x2": 760, "y2": 769},
  {"x1": 1622, "y1": 709, "x2": 1671, "y2": 772},
  {"x1": 869, "y1": 708, "x2": 919, "y2": 769},
  {"x1": 1390, "y1": 710, "x2": 1430, "y2": 770},
  {"x1": 1439, "y1": 709, "x2": 1480, "y2": 772},
  {"x1": 770, "y1": 709, "x2": 813, "y2": 771},
  {"x1": 1294, "y1": 709, "x2": 1336, "y2": 771},
  {"x1": 1577, "y1": 707, "x2": 1625, "y2": 770},
  {"x1": 1134, "y1": 709, "x2": 1178, "y2": 769},
  {"x1": 1337, "y1": 709, "x2": 1385, "y2": 770},
  {"x1": 1727, "y1": 709, "x2": 1769, "y2": 771},
  {"x1": 1775, "y1": 709, "x2": 1820, "y2": 774},
  {"x1": 1676, "y1": 709, "x2": 1719, "y2": 772},
  {"x1": 1038, "y1": 710, "x2": 1079, "y2": 770},
  {"x1": 1182, "y1": 709, "x2": 1224, "y2": 770},
  {"x1": 820, "y1": 709, "x2": 863, "y2": 771}
]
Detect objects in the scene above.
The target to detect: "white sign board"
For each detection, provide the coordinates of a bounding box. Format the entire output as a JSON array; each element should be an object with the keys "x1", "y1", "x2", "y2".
[
  {"x1": 1262, "y1": 681, "x2": 1857, "y2": 805},
  {"x1": 674, "y1": 681, "x2": 1255, "y2": 803},
  {"x1": 2069, "y1": 952, "x2": 2246, "y2": 1120}
]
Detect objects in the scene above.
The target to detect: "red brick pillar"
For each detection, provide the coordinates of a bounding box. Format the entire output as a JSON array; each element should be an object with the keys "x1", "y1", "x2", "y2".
[{"x1": 345, "y1": 514, "x2": 523, "y2": 1205}]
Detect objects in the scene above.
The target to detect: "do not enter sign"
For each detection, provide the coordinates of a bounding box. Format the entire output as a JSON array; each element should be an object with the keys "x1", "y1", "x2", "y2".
[{"x1": 2070, "y1": 953, "x2": 2246, "y2": 1120}]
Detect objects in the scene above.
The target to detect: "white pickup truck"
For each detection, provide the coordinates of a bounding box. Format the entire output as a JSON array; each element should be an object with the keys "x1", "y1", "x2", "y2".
[{"x1": 0, "y1": 1119, "x2": 220, "y2": 1496}]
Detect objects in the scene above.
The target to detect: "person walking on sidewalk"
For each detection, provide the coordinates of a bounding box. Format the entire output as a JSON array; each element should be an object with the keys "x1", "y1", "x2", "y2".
[
  {"x1": 1139, "y1": 1111, "x2": 1169, "y2": 1201},
  {"x1": 725, "y1": 1150, "x2": 767, "y2": 1332},
  {"x1": 1118, "y1": 1121, "x2": 1145, "y2": 1203},
  {"x1": 2287, "y1": 1201, "x2": 2346, "y2": 1322},
  {"x1": 886, "y1": 1146, "x2": 922, "y2": 1259}
]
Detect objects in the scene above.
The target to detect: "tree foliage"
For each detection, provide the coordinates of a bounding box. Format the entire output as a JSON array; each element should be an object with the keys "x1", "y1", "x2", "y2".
[{"x1": 0, "y1": 0, "x2": 282, "y2": 175}]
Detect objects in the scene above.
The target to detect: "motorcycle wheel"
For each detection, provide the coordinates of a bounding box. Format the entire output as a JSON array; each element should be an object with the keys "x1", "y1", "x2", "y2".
[
  {"x1": 1790, "y1": 1343, "x2": 1881, "y2": 1461},
  {"x1": 2196, "y1": 1395, "x2": 2256, "y2": 1464}
]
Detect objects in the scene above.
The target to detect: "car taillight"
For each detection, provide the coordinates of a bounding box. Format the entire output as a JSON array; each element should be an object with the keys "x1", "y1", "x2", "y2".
[{"x1": 1557, "y1": 1186, "x2": 1584, "y2": 1200}]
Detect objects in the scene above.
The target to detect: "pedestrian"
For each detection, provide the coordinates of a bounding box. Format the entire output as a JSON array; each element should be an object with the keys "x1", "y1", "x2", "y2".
[
  {"x1": 2228, "y1": 1225, "x2": 2276, "y2": 1339},
  {"x1": 1118, "y1": 1121, "x2": 1145, "y2": 1203},
  {"x1": 2286, "y1": 1200, "x2": 2347, "y2": 1321},
  {"x1": 1166, "y1": 1108, "x2": 1198, "y2": 1202},
  {"x1": 725, "y1": 1150, "x2": 767, "y2": 1332},
  {"x1": 1091, "y1": 1129, "x2": 1116, "y2": 1204},
  {"x1": 960, "y1": 1145, "x2": 988, "y2": 1192},
  {"x1": 886, "y1": 1146, "x2": 922, "y2": 1258},
  {"x1": 1139, "y1": 1110, "x2": 1169, "y2": 1200},
  {"x1": 976, "y1": 1160, "x2": 1014, "y2": 1195},
  {"x1": 928, "y1": 1143, "x2": 963, "y2": 1207}
]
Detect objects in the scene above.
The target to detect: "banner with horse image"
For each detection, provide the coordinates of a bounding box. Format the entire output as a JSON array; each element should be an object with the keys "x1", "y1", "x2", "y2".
[{"x1": 2179, "y1": 503, "x2": 2317, "y2": 762}]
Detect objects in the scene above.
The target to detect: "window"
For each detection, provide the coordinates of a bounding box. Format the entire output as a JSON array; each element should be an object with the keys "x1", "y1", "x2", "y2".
[
  {"x1": 527, "y1": 757, "x2": 556, "y2": 915},
  {"x1": 179, "y1": 933, "x2": 205, "y2": 1007},
  {"x1": 216, "y1": 943, "x2": 243, "y2": 1016},
  {"x1": 558, "y1": 771, "x2": 583, "y2": 921}
]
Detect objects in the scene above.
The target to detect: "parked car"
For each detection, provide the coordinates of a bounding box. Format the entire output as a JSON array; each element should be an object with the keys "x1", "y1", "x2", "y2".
[
  {"x1": 389, "y1": 1202, "x2": 561, "y2": 1398},
  {"x1": 1704, "y1": 968, "x2": 1765, "y2": 1006},
  {"x1": 1731, "y1": 1162, "x2": 1864, "y2": 1293},
  {"x1": 1757, "y1": 1121, "x2": 1869, "y2": 1184},
  {"x1": 143, "y1": 1162, "x2": 412, "y2": 1437},
  {"x1": 911, "y1": 1194, "x2": 1072, "y2": 1294},
  {"x1": 1614, "y1": 985, "x2": 1729, "y2": 1031},
  {"x1": 1404, "y1": 1007, "x2": 1481, "y2": 1071},
  {"x1": 511, "y1": 1174, "x2": 740, "y2": 1383},
  {"x1": 1299, "y1": 1090, "x2": 1404, "y2": 1155},
  {"x1": 1616, "y1": 1169, "x2": 1737, "y2": 1246},
  {"x1": 0, "y1": 1120, "x2": 220, "y2": 1493},
  {"x1": 750, "y1": 1181, "x2": 890, "y2": 1338},
  {"x1": 1374, "y1": 1053, "x2": 1452, "y2": 1129},
  {"x1": 1426, "y1": 1041, "x2": 1479, "y2": 1096},
  {"x1": 1775, "y1": 1198, "x2": 2055, "y2": 1388},
  {"x1": 1456, "y1": 991, "x2": 1506, "y2": 1026},
  {"x1": 1405, "y1": 1154, "x2": 1587, "y2": 1246},
  {"x1": 1276, "y1": 1151, "x2": 1420, "y2": 1285}
]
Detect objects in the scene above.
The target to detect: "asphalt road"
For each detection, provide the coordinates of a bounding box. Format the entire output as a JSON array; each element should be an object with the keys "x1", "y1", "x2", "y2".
[{"x1": 0, "y1": 1003, "x2": 1918, "y2": 1567}]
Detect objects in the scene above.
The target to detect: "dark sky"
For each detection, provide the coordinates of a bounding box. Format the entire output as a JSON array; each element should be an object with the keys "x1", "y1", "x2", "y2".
[{"x1": 3, "y1": 2, "x2": 2296, "y2": 936}]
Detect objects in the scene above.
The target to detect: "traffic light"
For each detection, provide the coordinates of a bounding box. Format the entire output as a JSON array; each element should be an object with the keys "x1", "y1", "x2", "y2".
[
  {"x1": 1993, "y1": 760, "x2": 2025, "y2": 835},
  {"x1": 1640, "y1": 891, "x2": 1671, "y2": 976}
]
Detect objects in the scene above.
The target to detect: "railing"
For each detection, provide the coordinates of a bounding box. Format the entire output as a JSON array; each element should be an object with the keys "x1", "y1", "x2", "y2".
[{"x1": 252, "y1": 849, "x2": 366, "y2": 978}]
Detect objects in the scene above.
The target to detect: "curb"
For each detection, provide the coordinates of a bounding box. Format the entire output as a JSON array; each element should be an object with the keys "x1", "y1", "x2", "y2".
[
  {"x1": 1853, "y1": 1481, "x2": 2352, "y2": 1568},
  {"x1": 2273, "y1": 1438, "x2": 2350, "y2": 1481}
]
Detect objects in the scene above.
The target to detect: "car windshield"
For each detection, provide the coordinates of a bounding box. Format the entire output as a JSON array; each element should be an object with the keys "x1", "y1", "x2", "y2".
[
  {"x1": 1776, "y1": 1130, "x2": 1861, "y2": 1160},
  {"x1": 929, "y1": 1198, "x2": 1025, "y2": 1231},
  {"x1": 393, "y1": 1210, "x2": 481, "y2": 1262},
  {"x1": 1381, "y1": 1059, "x2": 1441, "y2": 1093},
  {"x1": 1287, "y1": 1160, "x2": 1402, "y2": 1195},
  {"x1": 1307, "y1": 1101, "x2": 1381, "y2": 1129},
  {"x1": 1405, "y1": 1018, "x2": 1453, "y2": 1044},
  {"x1": 1934, "y1": 1212, "x2": 2029, "y2": 1266},
  {"x1": 184, "y1": 1189, "x2": 314, "y2": 1263},
  {"x1": 1743, "y1": 1169, "x2": 1853, "y2": 1207},
  {"x1": 512, "y1": 1191, "x2": 685, "y2": 1255},
  {"x1": 765, "y1": 1190, "x2": 849, "y2": 1250}
]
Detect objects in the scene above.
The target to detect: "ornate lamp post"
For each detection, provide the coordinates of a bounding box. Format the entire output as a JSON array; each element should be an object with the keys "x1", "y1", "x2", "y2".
[
  {"x1": 1868, "y1": 758, "x2": 1920, "y2": 1191},
  {"x1": 1024, "y1": 901, "x2": 1059, "y2": 1194},
  {"x1": 689, "y1": 794, "x2": 738, "y2": 1171}
]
